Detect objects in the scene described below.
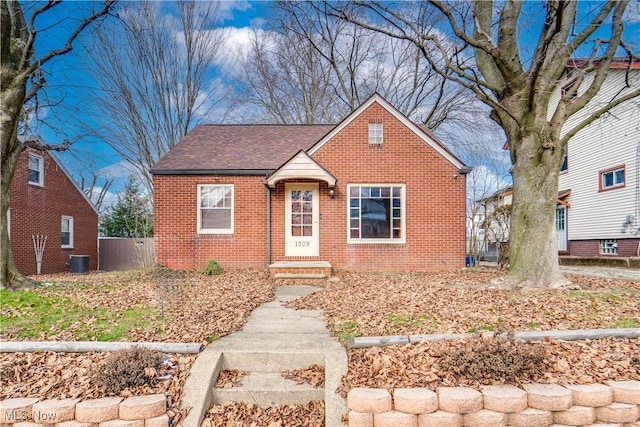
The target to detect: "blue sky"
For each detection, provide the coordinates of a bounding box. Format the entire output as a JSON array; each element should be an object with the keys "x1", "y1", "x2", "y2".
[{"x1": 27, "y1": 0, "x2": 640, "y2": 209}]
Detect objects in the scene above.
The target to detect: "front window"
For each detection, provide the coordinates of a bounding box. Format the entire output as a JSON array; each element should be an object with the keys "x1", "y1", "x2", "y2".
[
  {"x1": 348, "y1": 184, "x2": 404, "y2": 243},
  {"x1": 600, "y1": 166, "x2": 625, "y2": 191},
  {"x1": 368, "y1": 123, "x2": 383, "y2": 144},
  {"x1": 198, "y1": 184, "x2": 234, "y2": 234},
  {"x1": 28, "y1": 154, "x2": 44, "y2": 186},
  {"x1": 61, "y1": 216, "x2": 74, "y2": 248},
  {"x1": 600, "y1": 239, "x2": 617, "y2": 255}
]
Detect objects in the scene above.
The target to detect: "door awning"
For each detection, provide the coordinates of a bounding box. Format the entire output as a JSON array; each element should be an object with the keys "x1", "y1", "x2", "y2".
[{"x1": 264, "y1": 150, "x2": 337, "y2": 189}]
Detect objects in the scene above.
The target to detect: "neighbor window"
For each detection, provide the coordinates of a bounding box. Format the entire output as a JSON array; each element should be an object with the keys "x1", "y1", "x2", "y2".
[
  {"x1": 368, "y1": 123, "x2": 383, "y2": 144},
  {"x1": 560, "y1": 144, "x2": 568, "y2": 172},
  {"x1": 600, "y1": 166, "x2": 625, "y2": 191},
  {"x1": 600, "y1": 239, "x2": 618, "y2": 255},
  {"x1": 348, "y1": 184, "x2": 404, "y2": 243},
  {"x1": 61, "y1": 216, "x2": 74, "y2": 248},
  {"x1": 561, "y1": 79, "x2": 578, "y2": 101},
  {"x1": 198, "y1": 184, "x2": 234, "y2": 234},
  {"x1": 28, "y1": 154, "x2": 44, "y2": 186}
]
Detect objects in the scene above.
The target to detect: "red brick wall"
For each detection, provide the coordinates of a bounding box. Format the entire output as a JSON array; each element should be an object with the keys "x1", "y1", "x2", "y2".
[
  {"x1": 569, "y1": 239, "x2": 640, "y2": 257},
  {"x1": 154, "y1": 175, "x2": 268, "y2": 270},
  {"x1": 154, "y1": 102, "x2": 466, "y2": 271},
  {"x1": 9, "y1": 149, "x2": 98, "y2": 275}
]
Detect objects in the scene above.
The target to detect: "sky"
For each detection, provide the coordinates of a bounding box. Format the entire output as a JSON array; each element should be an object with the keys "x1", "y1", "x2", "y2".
[{"x1": 25, "y1": 0, "x2": 640, "y2": 212}]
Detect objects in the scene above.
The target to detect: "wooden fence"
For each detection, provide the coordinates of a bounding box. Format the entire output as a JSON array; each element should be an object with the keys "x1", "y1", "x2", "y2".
[{"x1": 99, "y1": 238, "x2": 155, "y2": 271}]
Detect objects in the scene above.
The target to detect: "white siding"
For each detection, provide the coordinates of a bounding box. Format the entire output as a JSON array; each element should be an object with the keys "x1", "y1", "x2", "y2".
[{"x1": 556, "y1": 69, "x2": 640, "y2": 241}]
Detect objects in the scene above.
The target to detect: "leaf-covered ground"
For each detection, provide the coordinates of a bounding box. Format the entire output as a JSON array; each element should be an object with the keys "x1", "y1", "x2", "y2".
[
  {"x1": 1, "y1": 268, "x2": 639, "y2": 426},
  {"x1": 288, "y1": 270, "x2": 640, "y2": 338}
]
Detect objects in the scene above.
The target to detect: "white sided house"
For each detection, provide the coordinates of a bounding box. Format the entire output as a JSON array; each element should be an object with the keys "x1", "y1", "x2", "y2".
[{"x1": 553, "y1": 60, "x2": 639, "y2": 258}]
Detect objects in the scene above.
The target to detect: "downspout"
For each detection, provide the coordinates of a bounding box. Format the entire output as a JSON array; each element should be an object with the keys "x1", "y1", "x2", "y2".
[{"x1": 266, "y1": 186, "x2": 271, "y2": 269}]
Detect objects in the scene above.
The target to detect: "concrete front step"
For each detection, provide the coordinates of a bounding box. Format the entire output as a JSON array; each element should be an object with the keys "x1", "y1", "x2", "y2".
[
  {"x1": 269, "y1": 261, "x2": 332, "y2": 278},
  {"x1": 221, "y1": 351, "x2": 324, "y2": 372},
  {"x1": 212, "y1": 371, "x2": 324, "y2": 407}
]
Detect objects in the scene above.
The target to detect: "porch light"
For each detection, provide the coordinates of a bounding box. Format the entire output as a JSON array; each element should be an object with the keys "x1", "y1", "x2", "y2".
[{"x1": 328, "y1": 187, "x2": 335, "y2": 199}]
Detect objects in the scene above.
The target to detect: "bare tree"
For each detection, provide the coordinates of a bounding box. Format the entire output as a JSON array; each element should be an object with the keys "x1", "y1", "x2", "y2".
[
  {"x1": 85, "y1": 0, "x2": 230, "y2": 194},
  {"x1": 1, "y1": 0, "x2": 114, "y2": 289},
  {"x1": 333, "y1": 1, "x2": 640, "y2": 289},
  {"x1": 239, "y1": 0, "x2": 491, "y2": 144}
]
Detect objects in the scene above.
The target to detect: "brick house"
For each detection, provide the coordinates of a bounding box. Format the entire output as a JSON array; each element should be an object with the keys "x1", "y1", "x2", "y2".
[
  {"x1": 152, "y1": 94, "x2": 470, "y2": 274},
  {"x1": 9, "y1": 147, "x2": 99, "y2": 275}
]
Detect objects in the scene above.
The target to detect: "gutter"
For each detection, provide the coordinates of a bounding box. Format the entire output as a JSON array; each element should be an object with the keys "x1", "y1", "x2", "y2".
[{"x1": 150, "y1": 168, "x2": 273, "y2": 176}]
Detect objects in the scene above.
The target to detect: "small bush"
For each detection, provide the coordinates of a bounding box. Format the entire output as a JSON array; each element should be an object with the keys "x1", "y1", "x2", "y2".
[
  {"x1": 440, "y1": 335, "x2": 543, "y2": 384},
  {"x1": 203, "y1": 260, "x2": 223, "y2": 276},
  {"x1": 93, "y1": 347, "x2": 164, "y2": 394}
]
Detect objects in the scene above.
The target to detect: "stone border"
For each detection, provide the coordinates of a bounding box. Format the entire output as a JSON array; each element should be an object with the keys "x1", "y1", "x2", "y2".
[
  {"x1": 347, "y1": 381, "x2": 640, "y2": 427},
  {"x1": 0, "y1": 394, "x2": 168, "y2": 426},
  {"x1": 348, "y1": 328, "x2": 640, "y2": 348}
]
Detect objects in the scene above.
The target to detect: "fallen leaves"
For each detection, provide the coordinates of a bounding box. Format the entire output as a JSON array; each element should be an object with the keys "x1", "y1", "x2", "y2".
[
  {"x1": 339, "y1": 337, "x2": 640, "y2": 397},
  {"x1": 282, "y1": 365, "x2": 325, "y2": 388},
  {"x1": 289, "y1": 269, "x2": 640, "y2": 337},
  {"x1": 215, "y1": 370, "x2": 249, "y2": 388},
  {"x1": 203, "y1": 401, "x2": 325, "y2": 427}
]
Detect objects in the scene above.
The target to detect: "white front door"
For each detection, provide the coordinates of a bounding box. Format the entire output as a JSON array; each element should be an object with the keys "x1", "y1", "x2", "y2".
[
  {"x1": 556, "y1": 205, "x2": 567, "y2": 251},
  {"x1": 285, "y1": 183, "x2": 319, "y2": 257}
]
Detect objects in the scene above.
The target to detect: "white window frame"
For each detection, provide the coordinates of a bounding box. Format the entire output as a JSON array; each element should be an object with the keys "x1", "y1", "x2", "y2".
[
  {"x1": 599, "y1": 239, "x2": 618, "y2": 255},
  {"x1": 600, "y1": 166, "x2": 625, "y2": 191},
  {"x1": 28, "y1": 154, "x2": 44, "y2": 186},
  {"x1": 368, "y1": 123, "x2": 383, "y2": 144},
  {"x1": 347, "y1": 184, "x2": 406, "y2": 244},
  {"x1": 197, "y1": 184, "x2": 234, "y2": 234},
  {"x1": 61, "y1": 216, "x2": 74, "y2": 248}
]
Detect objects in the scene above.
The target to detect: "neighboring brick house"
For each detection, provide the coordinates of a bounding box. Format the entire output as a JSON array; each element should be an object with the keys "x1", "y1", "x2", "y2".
[
  {"x1": 152, "y1": 94, "x2": 470, "y2": 273},
  {"x1": 8, "y1": 147, "x2": 98, "y2": 275}
]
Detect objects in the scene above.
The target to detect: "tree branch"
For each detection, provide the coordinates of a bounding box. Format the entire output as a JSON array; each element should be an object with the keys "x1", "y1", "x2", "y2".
[{"x1": 560, "y1": 87, "x2": 640, "y2": 145}]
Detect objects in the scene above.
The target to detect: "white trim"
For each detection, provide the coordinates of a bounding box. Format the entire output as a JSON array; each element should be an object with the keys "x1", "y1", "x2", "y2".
[
  {"x1": 347, "y1": 183, "x2": 406, "y2": 244},
  {"x1": 266, "y1": 150, "x2": 337, "y2": 188},
  {"x1": 61, "y1": 215, "x2": 74, "y2": 248},
  {"x1": 28, "y1": 153, "x2": 45, "y2": 187},
  {"x1": 285, "y1": 183, "x2": 319, "y2": 257},
  {"x1": 197, "y1": 184, "x2": 234, "y2": 234},
  {"x1": 307, "y1": 93, "x2": 466, "y2": 170}
]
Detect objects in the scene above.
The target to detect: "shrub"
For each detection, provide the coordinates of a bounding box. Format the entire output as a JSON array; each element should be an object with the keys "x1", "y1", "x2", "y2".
[
  {"x1": 93, "y1": 347, "x2": 164, "y2": 394},
  {"x1": 440, "y1": 335, "x2": 543, "y2": 384},
  {"x1": 203, "y1": 260, "x2": 223, "y2": 276}
]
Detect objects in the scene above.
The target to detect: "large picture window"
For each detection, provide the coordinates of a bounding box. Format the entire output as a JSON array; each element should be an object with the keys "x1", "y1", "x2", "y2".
[
  {"x1": 348, "y1": 184, "x2": 404, "y2": 243},
  {"x1": 197, "y1": 184, "x2": 234, "y2": 234}
]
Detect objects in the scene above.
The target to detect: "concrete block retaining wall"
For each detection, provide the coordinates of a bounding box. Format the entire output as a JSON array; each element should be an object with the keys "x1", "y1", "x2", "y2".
[
  {"x1": 348, "y1": 381, "x2": 640, "y2": 427},
  {"x1": 0, "y1": 394, "x2": 167, "y2": 426}
]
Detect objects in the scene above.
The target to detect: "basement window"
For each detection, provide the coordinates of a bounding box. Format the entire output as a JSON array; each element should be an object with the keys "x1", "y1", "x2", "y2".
[{"x1": 600, "y1": 239, "x2": 617, "y2": 255}]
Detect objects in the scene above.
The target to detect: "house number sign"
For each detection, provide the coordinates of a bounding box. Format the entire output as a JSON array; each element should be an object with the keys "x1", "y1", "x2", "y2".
[{"x1": 295, "y1": 241, "x2": 311, "y2": 247}]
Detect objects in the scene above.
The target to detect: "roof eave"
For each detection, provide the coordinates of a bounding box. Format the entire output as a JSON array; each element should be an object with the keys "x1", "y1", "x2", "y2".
[{"x1": 151, "y1": 168, "x2": 273, "y2": 176}]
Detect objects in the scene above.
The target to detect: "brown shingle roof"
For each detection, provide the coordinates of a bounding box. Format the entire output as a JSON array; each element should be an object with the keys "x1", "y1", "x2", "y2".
[{"x1": 151, "y1": 124, "x2": 336, "y2": 174}]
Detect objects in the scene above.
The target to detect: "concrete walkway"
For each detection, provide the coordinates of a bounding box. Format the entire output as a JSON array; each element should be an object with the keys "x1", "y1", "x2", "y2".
[{"x1": 179, "y1": 285, "x2": 347, "y2": 426}]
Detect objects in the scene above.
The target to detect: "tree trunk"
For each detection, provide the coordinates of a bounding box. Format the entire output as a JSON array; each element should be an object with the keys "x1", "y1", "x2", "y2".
[
  {"x1": 504, "y1": 130, "x2": 571, "y2": 289},
  {"x1": 0, "y1": 80, "x2": 30, "y2": 290}
]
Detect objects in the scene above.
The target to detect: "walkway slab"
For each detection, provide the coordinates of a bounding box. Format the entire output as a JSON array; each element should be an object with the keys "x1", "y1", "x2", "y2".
[{"x1": 179, "y1": 285, "x2": 348, "y2": 426}]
